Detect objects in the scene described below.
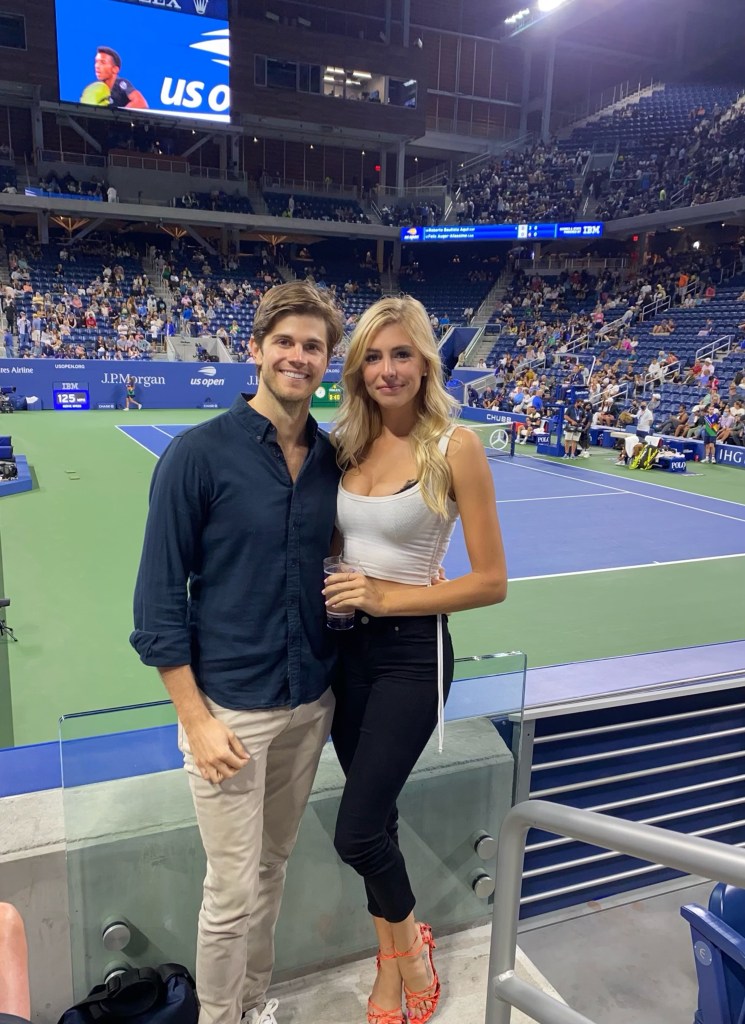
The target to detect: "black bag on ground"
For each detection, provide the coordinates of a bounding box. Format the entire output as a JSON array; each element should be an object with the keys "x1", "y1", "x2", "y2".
[
  {"x1": 0, "y1": 461, "x2": 17, "y2": 480},
  {"x1": 57, "y1": 963, "x2": 198, "y2": 1024}
]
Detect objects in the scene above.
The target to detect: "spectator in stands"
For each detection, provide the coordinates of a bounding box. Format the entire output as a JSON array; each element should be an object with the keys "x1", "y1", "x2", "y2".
[
  {"x1": 670, "y1": 405, "x2": 690, "y2": 437},
  {"x1": 716, "y1": 406, "x2": 737, "y2": 445}
]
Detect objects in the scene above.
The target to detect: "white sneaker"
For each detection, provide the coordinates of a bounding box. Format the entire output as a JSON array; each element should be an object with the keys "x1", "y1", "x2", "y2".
[
  {"x1": 581, "y1": 451, "x2": 590, "y2": 458},
  {"x1": 242, "y1": 999, "x2": 279, "y2": 1024}
]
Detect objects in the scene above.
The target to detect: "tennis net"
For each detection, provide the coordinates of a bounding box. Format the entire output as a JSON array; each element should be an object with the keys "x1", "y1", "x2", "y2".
[{"x1": 469, "y1": 422, "x2": 516, "y2": 460}]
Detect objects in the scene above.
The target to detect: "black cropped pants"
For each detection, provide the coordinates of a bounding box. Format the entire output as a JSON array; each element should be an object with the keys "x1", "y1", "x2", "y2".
[{"x1": 331, "y1": 613, "x2": 454, "y2": 923}]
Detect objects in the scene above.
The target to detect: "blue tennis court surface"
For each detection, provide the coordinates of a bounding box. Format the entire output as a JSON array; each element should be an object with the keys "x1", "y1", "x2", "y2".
[{"x1": 118, "y1": 424, "x2": 745, "y2": 581}]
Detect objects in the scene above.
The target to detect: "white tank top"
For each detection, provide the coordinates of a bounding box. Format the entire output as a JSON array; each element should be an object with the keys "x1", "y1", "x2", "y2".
[{"x1": 336, "y1": 425, "x2": 459, "y2": 586}]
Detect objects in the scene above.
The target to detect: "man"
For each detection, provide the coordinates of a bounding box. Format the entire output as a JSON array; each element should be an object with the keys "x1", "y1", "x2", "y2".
[
  {"x1": 131, "y1": 282, "x2": 343, "y2": 1024},
  {"x1": 562, "y1": 400, "x2": 581, "y2": 458},
  {"x1": 703, "y1": 405, "x2": 720, "y2": 463},
  {"x1": 82, "y1": 47, "x2": 148, "y2": 109},
  {"x1": 636, "y1": 401, "x2": 654, "y2": 434}
]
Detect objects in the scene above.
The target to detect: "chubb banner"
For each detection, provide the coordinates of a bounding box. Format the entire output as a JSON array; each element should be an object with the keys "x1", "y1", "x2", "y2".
[{"x1": 55, "y1": 0, "x2": 230, "y2": 122}]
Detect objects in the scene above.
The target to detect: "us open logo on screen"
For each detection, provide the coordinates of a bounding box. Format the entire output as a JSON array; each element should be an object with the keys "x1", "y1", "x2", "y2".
[
  {"x1": 198, "y1": 365, "x2": 218, "y2": 376},
  {"x1": 56, "y1": 0, "x2": 231, "y2": 123},
  {"x1": 160, "y1": 27, "x2": 230, "y2": 116}
]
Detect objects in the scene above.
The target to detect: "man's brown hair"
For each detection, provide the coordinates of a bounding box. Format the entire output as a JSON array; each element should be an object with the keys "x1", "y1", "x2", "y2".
[{"x1": 252, "y1": 281, "x2": 344, "y2": 357}]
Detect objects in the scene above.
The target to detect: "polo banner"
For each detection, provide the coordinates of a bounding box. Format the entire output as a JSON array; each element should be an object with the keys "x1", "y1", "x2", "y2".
[{"x1": 55, "y1": 0, "x2": 230, "y2": 123}]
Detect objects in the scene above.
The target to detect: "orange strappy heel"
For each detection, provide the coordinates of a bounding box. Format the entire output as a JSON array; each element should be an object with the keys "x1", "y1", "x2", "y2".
[
  {"x1": 367, "y1": 948, "x2": 405, "y2": 1024},
  {"x1": 396, "y1": 923, "x2": 441, "y2": 1024}
]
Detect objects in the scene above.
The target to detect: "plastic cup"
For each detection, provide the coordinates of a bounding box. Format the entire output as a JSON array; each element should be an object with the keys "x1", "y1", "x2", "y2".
[{"x1": 323, "y1": 556, "x2": 359, "y2": 631}]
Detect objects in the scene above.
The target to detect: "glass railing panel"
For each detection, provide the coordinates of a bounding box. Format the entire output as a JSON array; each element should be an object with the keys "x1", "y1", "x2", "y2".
[{"x1": 60, "y1": 651, "x2": 526, "y2": 995}]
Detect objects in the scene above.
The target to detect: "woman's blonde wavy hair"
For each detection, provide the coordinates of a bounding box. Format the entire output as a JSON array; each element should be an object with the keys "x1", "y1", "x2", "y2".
[{"x1": 332, "y1": 295, "x2": 460, "y2": 518}]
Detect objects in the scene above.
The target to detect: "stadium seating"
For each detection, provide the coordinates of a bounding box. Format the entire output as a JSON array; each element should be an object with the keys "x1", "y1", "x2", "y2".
[
  {"x1": 263, "y1": 191, "x2": 370, "y2": 224},
  {"x1": 174, "y1": 191, "x2": 253, "y2": 215},
  {"x1": 681, "y1": 883, "x2": 745, "y2": 1024}
]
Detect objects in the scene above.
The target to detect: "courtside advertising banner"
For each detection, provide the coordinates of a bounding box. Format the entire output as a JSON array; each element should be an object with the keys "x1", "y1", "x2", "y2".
[{"x1": 55, "y1": 0, "x2": 230, "y2": 122}]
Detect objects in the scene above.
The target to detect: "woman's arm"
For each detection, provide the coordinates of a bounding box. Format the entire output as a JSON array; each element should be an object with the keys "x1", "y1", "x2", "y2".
[{"x1": 324, "y1": 427, "x2": 507, "y2": 616}]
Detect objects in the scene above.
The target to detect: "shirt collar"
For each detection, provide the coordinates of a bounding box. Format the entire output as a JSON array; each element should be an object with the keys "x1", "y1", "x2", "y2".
[{"x1": 230, "y1": 393, "x2": 320, "y2": 445}]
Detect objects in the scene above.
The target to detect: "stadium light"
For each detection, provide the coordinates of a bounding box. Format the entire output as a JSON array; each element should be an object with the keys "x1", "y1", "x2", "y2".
[
  {"x1": 504, "y1": 7, "x2": 530, "y2": 24},
  {"x1": 537, "y1": 0, "x2": 569, "y2": 10}
]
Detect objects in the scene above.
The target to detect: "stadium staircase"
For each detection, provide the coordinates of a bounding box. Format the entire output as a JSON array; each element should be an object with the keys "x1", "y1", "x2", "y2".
[
  {"x1": 381, "y1": 267, "x2": 400, "y2": 296},
  {"x1": 246, "y1": 183, "x2": 269, "y2": 217},
  {"x1": 275, "y1": 261, "x2": 296, "y2": 283},
  {"x1": 0, "y1": 246, "x2": 8, "y2": 330},
  {"x1": 471, "y1": 276, "x2": 507, "y2": 328},
  {"x1": 561, "y1": 81, "x2": 665, "y2": 133}
]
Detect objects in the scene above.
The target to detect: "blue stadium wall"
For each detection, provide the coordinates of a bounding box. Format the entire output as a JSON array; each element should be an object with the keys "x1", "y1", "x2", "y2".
[{"x1": 0, "y1": 359, "x2": 342, "y2": 410}]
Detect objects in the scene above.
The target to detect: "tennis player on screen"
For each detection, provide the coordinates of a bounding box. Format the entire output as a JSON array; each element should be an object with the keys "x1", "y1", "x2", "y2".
[{"x1": 80, "y1": 47, "x2": 148, "y2": 109}]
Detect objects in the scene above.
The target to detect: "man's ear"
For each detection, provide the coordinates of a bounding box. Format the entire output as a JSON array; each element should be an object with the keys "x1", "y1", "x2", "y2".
[{"x1": 249, "y1": 336, "x2": 262, "y2": 363}]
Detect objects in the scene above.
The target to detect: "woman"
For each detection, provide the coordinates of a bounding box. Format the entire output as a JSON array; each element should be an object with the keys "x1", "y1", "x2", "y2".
[
  {"x1": 324, "y1": 296, "x2": 507, "y2": 1024},
  {"x1": 124, "y1": 375, "x2": 142, "y2": 411}
]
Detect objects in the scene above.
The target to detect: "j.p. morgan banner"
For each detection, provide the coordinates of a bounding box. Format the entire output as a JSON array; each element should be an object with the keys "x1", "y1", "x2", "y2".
[{"x1": 0, "y1": 359, "x2": 342, "y2": 410}]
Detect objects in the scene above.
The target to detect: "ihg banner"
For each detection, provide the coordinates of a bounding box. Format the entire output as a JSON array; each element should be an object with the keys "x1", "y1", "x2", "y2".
[
  {"x1": 55, "y1": 0, "x2": 230, "y2": 123},
  {"x1": 0, "y1": 359, "x2": 343, "y2": 410}
]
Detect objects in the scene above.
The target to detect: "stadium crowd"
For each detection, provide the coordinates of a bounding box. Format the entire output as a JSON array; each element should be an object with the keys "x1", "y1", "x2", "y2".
[
  {"x1": 2, "y1": 238, "x2": 171, "y2": 359},
  {"x1": 452, "y1": 142, "x2": 581, "y2": 225},
  {"x1": 464, "y1": 239, "x2": 745, "y2": 452},
  {"x1": 596, "y1": 99, "x2": 745, "y2": 220}
]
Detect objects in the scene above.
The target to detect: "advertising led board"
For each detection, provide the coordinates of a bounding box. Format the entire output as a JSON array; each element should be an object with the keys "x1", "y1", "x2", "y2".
[
  {"x1": 55, "y1": 0, "x2": 230, "y2": 123},
  {"x1": 401, "y1": 222, "x2": 605, "y2": 242}
]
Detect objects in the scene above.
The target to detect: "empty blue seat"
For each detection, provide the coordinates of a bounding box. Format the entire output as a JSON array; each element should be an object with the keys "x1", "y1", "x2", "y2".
[{"x1": 682, "y1": 883, "x2": 745, "y2": 1024}]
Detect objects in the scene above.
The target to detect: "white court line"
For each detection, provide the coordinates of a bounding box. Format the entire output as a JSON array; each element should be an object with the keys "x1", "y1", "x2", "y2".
[
  {"x1": 523, "y1": 453, "x2": 745, "y2": 511},
  {"x1": 498, "y1": 492, "x2": 625, "y2": 504},
  {"x1": 510, "y1": 552, "x2": 745, "y2": 583},
  {"x1": 153, "y1": 425, "x2": 181, "y2": 438},
  {"x1": 115, "y1": 424, "x2": 159, "y2": 456},
  {"x1": 505, "y1": 458, "x2": 745, "y2": 524}
]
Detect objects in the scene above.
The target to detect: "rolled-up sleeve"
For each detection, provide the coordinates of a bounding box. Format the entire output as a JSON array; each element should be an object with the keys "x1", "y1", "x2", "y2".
[{"x1": 130, "y1": 435, "x2": 209, "y2": 667}]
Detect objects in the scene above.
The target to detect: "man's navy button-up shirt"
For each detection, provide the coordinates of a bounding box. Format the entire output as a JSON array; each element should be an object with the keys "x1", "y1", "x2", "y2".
[{"x1": 130, "y1": 394, "x2": 340, "y2": 710}]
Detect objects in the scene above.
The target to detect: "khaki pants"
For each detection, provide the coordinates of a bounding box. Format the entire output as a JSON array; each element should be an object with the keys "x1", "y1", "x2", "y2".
[{"x1": 180, "y1": 689, "x2": 335, "y2": 1024}]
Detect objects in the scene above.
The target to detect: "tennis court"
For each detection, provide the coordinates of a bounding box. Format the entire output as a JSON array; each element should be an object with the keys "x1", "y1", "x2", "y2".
[
  {"x1": 2, "y1": 409, "x2": 744, "y2": 745},
  {"x1": 117, "y1": 421, "x2": 745, "y2": 580}
]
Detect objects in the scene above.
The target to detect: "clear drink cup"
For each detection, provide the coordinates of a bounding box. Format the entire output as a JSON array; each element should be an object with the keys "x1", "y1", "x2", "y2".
[{"x1": 323, "y1": 556, "x2": 360, "y2": 630}]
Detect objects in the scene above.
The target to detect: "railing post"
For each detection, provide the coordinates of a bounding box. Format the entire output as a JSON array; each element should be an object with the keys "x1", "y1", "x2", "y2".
[{"x1": 487, "y1": 800, "x2": 745, "y2": 1024}]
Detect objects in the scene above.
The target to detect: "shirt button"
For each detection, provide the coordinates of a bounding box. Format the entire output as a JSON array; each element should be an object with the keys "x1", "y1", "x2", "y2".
[{"x1": 361, "y1": 616, "x2": 370, "y2": 624}]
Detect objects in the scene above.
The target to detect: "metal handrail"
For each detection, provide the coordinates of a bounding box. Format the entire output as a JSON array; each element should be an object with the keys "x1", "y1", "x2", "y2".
[
  {"x1": 695, "y1": 333, "x2": 733, "y2": 363},
  {"x1": 486, "y1": 799, "x2": 745, "y2": 1024}
]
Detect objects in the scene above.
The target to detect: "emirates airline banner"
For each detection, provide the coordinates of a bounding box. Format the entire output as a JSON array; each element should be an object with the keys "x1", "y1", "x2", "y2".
[{"x1": 55, "y1": 0, "x2": 231, "y2": 123}]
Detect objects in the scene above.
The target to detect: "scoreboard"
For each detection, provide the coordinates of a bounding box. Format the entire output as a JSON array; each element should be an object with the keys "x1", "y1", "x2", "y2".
[{"x1": 401, "y1": 222, "x2": 604, "y2": 243}]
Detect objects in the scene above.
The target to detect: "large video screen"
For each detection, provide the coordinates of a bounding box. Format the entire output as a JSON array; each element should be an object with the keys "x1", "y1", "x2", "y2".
[{"x1": 55, "y1": 0, "x2": 230, "y2": 123}]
